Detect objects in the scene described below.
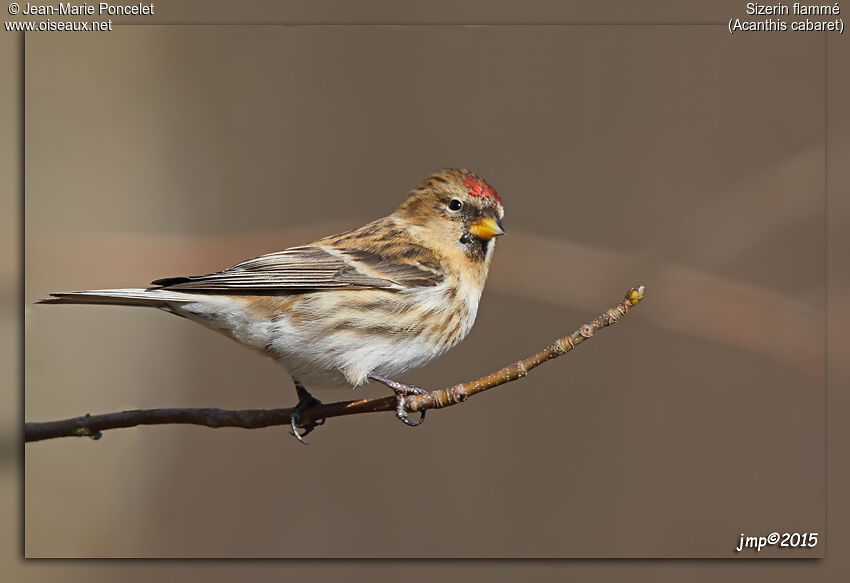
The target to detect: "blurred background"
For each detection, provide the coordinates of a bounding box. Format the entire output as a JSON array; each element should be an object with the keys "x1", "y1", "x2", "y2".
[{"x1": 18, "y1": 23, "x2": 826, "y2": 559}]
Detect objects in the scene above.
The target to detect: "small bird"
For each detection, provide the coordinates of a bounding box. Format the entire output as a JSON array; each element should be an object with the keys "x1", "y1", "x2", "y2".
[{"x1": 39, "y1": 169, "x2": 505, "y2": 441}]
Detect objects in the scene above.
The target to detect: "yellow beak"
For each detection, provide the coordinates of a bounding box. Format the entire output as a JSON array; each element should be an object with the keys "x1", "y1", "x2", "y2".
[{"x1": 468, "y1": 217, "x2": 505, "y2": 240}]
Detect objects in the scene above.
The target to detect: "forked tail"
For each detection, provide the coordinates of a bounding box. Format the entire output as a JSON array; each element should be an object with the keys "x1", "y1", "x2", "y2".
[{"x1": 37, "y1": 288, "x2": 197, "y2": 308}]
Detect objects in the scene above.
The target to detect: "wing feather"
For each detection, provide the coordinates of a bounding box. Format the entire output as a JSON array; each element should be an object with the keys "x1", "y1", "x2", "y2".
[{"x1": 151, "y1": 243, "x2": 444, "y2": 292}]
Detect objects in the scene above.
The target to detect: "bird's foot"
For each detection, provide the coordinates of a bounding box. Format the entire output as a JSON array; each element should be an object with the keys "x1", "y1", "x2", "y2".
[
  {"x1": 290, "y1": 382, "x2": 325, "y2": 445},
  {"x1": 368, "y1": 374, "x2": 428, "y2": 427}
]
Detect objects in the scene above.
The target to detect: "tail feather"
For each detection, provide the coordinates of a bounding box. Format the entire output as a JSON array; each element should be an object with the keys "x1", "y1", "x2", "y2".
[{"x1": 37, "y1": 288, "x2": 198, "y2": 308}]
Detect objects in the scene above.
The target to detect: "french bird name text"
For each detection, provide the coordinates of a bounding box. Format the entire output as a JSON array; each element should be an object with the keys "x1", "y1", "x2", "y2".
[{"x1": 730, "y1": 2, "x2": 844, "y2": 32}]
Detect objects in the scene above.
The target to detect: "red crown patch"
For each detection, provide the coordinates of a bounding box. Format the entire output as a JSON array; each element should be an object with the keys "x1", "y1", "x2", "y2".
[{"x1": 463, "y1": 175, "x2": 503, "y2": 207}]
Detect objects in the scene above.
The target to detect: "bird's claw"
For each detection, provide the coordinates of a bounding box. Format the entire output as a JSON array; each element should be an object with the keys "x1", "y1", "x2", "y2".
[
  {"x1": 289, "y1": 405, "x2": 322, "y2": 445},
  {"x1": 289, "y1": 383, "x2": 325, "y2": 445},
  {"x1": 368, "y1": 374, "x2": 429, "y2": 428},
  {"x1": 396, "y1": 397, "x2": 426, "y2": 427}
]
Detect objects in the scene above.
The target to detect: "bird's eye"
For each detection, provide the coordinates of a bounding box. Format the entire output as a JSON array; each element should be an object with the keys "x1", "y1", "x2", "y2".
[{"x1": 448, "y1": 199, "x2": 463, "y2": 212}]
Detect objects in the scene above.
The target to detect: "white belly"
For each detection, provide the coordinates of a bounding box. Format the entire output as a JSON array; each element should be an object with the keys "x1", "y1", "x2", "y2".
[{"x1": 172, "y1": 277, "x2": 482, "y2": 391}]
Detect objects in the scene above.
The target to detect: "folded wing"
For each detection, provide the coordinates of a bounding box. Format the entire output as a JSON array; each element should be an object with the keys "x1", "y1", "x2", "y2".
[{"x1": 151, "y1": 244, "x2": 444, "y2": 292}]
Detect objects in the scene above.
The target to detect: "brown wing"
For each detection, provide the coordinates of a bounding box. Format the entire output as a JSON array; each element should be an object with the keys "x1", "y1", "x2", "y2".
[{"x1": 151, "y1": 243, "x2": 444, "y2": 292}]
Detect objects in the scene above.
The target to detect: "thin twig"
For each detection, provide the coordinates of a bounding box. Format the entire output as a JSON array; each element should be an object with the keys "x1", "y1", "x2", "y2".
[{"x1": 25, "y1": 286, "x2": 645, "y2": 443}]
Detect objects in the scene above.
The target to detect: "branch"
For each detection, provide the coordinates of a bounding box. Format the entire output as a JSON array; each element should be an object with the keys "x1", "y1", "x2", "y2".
[{"x1": 25, "y1": 286, "x2": 645, "y2": 443}]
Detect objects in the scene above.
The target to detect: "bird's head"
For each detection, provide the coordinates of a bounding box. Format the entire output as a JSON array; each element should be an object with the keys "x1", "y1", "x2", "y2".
[{"x1": 394, "y1": 168, "x2": 505, "y2": 262}]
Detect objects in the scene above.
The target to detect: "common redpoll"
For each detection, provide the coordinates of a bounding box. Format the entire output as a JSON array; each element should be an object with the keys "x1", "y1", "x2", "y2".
[{"x1": 40, "y1": 169, "x2": 506, "y2": 441}]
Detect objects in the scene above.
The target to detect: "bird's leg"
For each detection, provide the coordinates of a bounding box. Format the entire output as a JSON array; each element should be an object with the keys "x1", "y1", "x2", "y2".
[
  {"x1": 289, "y1": 380, "x2": 325, "y2": 445},
  {"x1": 367, "y1": 374, "x2": 428, "y2": 427}
]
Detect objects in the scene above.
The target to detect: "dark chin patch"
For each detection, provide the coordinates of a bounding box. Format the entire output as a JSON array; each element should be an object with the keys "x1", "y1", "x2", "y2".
[{"x1": 459, "y1": 234, "x2": 490, "y2": 261}]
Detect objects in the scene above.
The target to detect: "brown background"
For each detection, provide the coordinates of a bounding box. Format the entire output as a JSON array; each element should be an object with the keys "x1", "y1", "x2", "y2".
[{"x1": 4, "y1": 0, "x2": 849, "y2": 579}]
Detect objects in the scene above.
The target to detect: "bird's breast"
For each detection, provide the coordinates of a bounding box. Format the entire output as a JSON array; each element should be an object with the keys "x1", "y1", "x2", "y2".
[{"x1": 258, "y1": 277, "x2": 483, "y2": 388}]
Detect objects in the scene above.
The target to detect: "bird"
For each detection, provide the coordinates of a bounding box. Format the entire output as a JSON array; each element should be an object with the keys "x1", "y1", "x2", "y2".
[{"x1": 39, "y1": 168, "x2": 506, "y2": 442}]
